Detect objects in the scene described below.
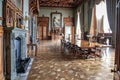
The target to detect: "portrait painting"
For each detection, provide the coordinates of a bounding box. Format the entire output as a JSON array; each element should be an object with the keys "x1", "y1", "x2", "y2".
[{"x1": 51, "y1": 12, "x2": 62, "y2": 32}]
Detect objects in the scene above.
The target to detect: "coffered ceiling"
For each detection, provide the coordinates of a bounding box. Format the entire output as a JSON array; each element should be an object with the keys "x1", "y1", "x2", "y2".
[
  {"x1": 29, "y1": 0, "x2": 87, "y2": 14},
  {"x1": 39, "y1": 0, "x2": 85, "y2": 8}
]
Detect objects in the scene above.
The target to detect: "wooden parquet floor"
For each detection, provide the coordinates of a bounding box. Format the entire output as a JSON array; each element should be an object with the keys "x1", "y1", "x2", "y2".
[{"x1": 27, "y1": 40, "x2": 117, "y2": 80}]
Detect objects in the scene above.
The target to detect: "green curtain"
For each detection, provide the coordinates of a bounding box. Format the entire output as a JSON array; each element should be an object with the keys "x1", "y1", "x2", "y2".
[
  {"x1": 106, "y1": 0, "x2": 116, "y2": 46},
  {"x1": 88, "y1": 0, "x2": 103, "y2": 33},
  {"x1": 88, "y1": 0, "x2": 94, "y2": 33}
]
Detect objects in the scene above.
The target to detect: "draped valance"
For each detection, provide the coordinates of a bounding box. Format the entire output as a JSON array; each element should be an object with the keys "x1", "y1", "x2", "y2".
[{"x1": 89, "y1": 0, "x2": 104, "y2": 9}]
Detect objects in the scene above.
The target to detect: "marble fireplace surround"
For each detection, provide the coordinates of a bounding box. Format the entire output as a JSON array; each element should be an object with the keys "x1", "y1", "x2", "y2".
[{"x1": 4, "y1": 28, "x2": 27, "y2": 80}]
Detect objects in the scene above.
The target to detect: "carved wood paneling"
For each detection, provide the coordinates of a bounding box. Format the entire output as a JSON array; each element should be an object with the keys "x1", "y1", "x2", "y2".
[
  {"x1": 3, "y1": 0, "x2": 23, "y2": 28},
  {"x1": 29, "y1": 0, "x2": 39, "y2": 15},
  {"x1": 64, "y1": 17, "x2": 74, "y2": 26},
  {"x1": 0, "y1": 27, "x2": 4, "y2": 80},
  {"x1": 6, "y1": 0, "x2": 23, "y2": 15},
  {"x1": 39, "y1": 0, "x2": 85, "y2": 8},
  {"x1": 3, "y1": 27, "x2": 14, "y2": 80}
]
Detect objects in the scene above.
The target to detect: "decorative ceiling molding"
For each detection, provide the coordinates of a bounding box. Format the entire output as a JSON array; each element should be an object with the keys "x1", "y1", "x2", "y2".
[
  {"x1": 29, "y1": 0, "x2": 40, "y2": 15},
  {"x1": 39, "y1": 0, "x2": 84, "y2": 8},
  {"x1": 29, "y1": 0, "x2": 88, "y2": 14}
]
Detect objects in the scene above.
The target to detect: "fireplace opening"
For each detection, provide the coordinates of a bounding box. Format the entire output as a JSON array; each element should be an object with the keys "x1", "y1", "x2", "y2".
[{"x1": 15, "y1": 37, "x2": 30, "y2": 73}]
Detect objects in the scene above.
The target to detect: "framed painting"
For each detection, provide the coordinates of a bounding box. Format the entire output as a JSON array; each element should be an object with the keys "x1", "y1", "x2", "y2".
[{"x1": 51, "y1": 11, "x2": 62, "y2": 32}]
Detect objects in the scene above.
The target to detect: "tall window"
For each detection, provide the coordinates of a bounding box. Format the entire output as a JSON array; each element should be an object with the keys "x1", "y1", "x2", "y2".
[
  {"x1": 90, "y1": 7, "x2": 96, "y2": 36},
  {"x1": 76, "y1": 12, "x2": 81, "y2": 39},
  {"x1": 96, "y1": 1, "x2": 112, "y2": 33}
]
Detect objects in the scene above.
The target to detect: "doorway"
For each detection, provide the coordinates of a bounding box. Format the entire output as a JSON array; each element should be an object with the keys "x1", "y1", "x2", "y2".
[{"x1": 37, "y1": 17, "x2": 49, "y2": 40}]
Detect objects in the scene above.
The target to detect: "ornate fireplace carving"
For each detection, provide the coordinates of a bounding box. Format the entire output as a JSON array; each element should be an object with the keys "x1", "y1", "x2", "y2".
[
  {"x1": 4, "y1": 27, "x2": 29, "y2": 80},
  {"x1": 3, "y1": 0, "x2": 23, "y2": 28}
]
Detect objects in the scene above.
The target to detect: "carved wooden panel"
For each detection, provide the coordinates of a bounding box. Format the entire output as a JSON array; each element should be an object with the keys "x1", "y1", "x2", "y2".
[
  {"x1": 0, "y1": 27, "x2": 4, "y2": 80},
  {"x1": 29, "y1": 0, "x2": 39, "y2": 14},
  {"x1": 3, "y1": 0, "x2": 23, "y2": 28},
  {"x1": 38, "y1": 17, "x2": 49, "y2": 26},
  {"x1": 6, "y1": 6, "x2": 14, "y2": 27},
  {"x1": 64, "y1": 17, "x2": 74, "y2": 26},
  {"x1": 4, "y1": 28, "x2": 11, "y2": 80},
  {"x1": 37, "y1": 17, "x2": 49, "y2": 40},
  {"x1": 6, "y1": 0, "x2": 23, "y2": 10}
]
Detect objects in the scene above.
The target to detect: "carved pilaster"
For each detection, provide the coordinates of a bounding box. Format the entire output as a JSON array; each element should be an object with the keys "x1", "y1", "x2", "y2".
[{"x1": 0, "y1": 27, "x2": 4, "y2": 80}]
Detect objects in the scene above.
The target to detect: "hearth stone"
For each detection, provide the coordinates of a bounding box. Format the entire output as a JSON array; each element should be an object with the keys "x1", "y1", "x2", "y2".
[
  {"x1": 4, "y1": 27, "x2": 28, "y2": 80},
  {"x1": 16, "y1": 57, "x2": 31, "y2": 73}
]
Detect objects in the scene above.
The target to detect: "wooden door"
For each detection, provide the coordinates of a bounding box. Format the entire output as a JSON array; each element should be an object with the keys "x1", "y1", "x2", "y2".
[
  {"x1": 64, "y1": 17, "x2": 74, "y2": 42},
  {"x1": 43, "y1": 26, "x2": 47, "y2": 39},
  {"x1": 64, "y1": 26, "x2": 72, "y2": 41},
  {"x1": 40, "y1": 26, "x2": 43, "y2": 40},
  {"x1": 37, "y1": 17, "x2": 49, "y2": 40}
]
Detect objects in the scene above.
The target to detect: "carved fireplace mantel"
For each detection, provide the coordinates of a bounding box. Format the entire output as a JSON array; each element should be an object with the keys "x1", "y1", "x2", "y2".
[{"x1": 4, "y1": 27, "x2": 28, "y2": 80}]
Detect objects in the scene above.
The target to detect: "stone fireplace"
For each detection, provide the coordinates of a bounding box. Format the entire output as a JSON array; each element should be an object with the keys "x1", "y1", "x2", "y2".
[{"x1": 4, "y1": 28, "x2": 30, "y2": 80}]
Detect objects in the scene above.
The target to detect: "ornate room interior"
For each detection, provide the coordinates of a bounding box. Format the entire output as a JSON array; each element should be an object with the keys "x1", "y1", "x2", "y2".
[{"x1": 0, "y1": 0, "x2": 120, "y2": 80}]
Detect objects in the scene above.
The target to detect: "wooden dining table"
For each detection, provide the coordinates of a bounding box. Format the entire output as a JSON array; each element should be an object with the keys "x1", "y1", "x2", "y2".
[
  {"x1": 74, "y1": 40, "x2": 112, "y2": 58},
  {"x1": 75, "y1": 40, "x2": 112, "y2": 56},
  {"x1": 61, "y1": 39, "x2": 112, "y2": 59}
]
